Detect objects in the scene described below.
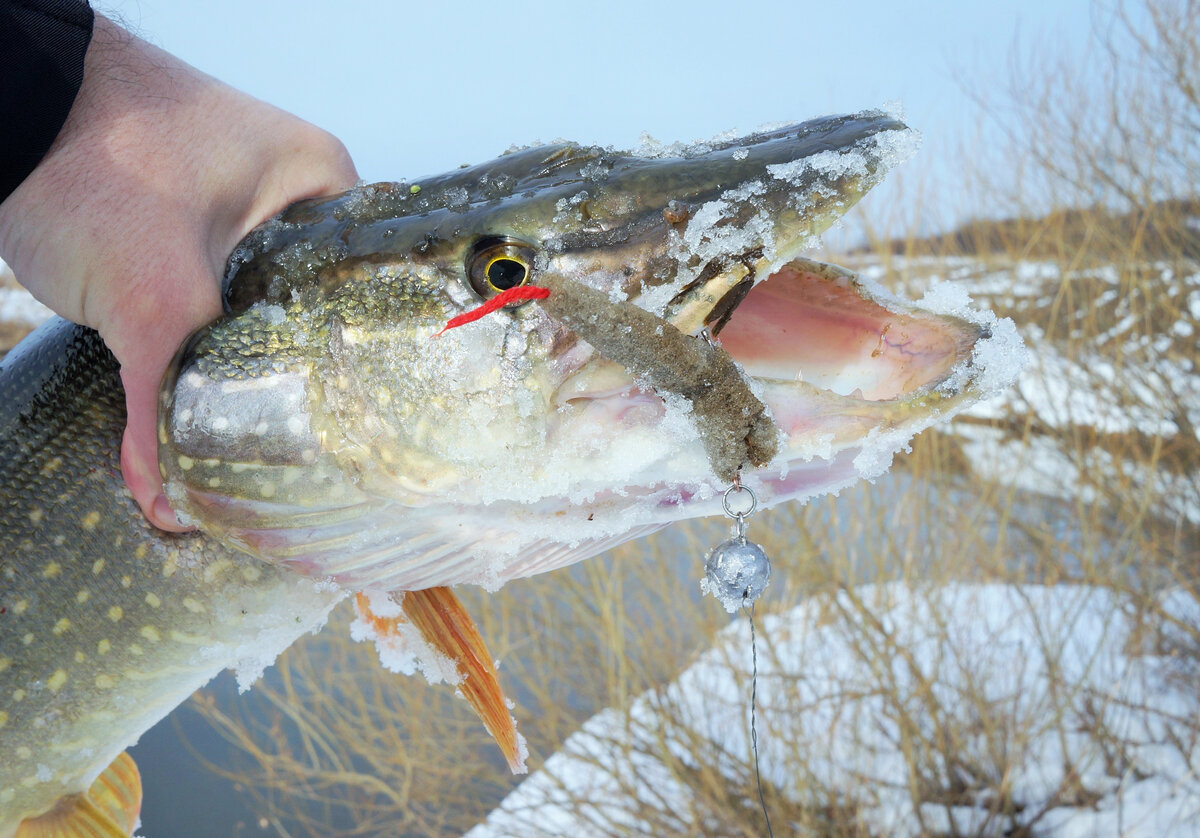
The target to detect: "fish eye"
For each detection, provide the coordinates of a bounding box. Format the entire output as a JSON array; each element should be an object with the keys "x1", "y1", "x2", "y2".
[
  {"x1": 485, "y1": 256, "x2": 527, "y2": 290},
  {"x1": 468, "y1": 239, "x2": 536, "y2": 299}
]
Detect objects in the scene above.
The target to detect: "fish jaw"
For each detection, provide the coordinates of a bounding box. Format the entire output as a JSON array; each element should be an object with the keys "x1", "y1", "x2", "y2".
[{"x1": 517, "y1": 257, "x2": 1019, "y2": 532}]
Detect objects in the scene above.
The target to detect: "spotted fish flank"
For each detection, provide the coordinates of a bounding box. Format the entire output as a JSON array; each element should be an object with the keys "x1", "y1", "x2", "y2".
[
  {"x1": 1, "y1": 113, "x2": 1019, "y2": 834},
  {"x1": 0, "y1": 325, "x2": 338, "y2": 836}
]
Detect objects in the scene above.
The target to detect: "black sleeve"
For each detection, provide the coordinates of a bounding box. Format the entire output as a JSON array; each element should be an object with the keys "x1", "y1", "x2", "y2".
[{"x1": 0, "y1": 0, "x2": 95, "y2": 203}]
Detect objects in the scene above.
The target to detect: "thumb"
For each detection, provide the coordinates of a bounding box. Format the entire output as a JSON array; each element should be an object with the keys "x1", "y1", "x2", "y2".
[
  {"x1": 120, "y1": 358, "x2": 192, "y2": 532},
  {"x1": 109, "y1": 253, "x2": 222, "y2": 534}
]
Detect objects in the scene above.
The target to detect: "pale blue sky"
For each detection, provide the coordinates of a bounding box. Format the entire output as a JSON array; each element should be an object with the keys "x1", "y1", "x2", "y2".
[{"x1": 96, "y1": 0, "x2": 1103, "y2": 227}]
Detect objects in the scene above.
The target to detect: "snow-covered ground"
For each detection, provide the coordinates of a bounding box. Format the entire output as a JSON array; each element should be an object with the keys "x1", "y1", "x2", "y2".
[
  {"x1": 470, "y1": 584, "x2": 1200, "y2": 837},
  {"x1": 0, "y1": 260, "x2": 53, "y2": 345},
  {"x1": 0, "y1": 286, "x2": 51, "y2": 329}
]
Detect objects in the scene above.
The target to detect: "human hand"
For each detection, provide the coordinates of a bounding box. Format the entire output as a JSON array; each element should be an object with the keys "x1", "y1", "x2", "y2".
[{"x1": 0, "y1": 15, "x2": 358, "y2": 531}]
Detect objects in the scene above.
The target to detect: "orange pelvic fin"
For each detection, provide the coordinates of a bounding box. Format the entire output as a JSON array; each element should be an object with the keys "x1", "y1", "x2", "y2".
[
  {"x1": 354, "y1": 588, "x2": 527, "y2": 773},
  {"x1": 16, "y1": 751, "x2": 142, "y2": 838}
]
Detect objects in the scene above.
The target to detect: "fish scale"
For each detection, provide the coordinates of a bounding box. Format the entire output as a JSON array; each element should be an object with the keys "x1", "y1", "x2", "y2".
[{"x1": 0, "y1": 321, "x2": 337, "y2": 837}]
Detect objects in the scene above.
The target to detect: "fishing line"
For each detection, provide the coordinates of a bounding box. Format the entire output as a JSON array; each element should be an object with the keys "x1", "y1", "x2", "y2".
[
  {"x1": 702, "y1": 476, "x2": 773, "y2": 837},
  {"x1": 745, "y1": 601, "x2": 774, "y2": 838}
]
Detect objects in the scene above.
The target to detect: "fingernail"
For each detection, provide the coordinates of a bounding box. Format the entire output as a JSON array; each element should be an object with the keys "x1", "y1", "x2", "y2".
[{"x1": 151, "y1": 494, "x2": 191, "y2": 532}]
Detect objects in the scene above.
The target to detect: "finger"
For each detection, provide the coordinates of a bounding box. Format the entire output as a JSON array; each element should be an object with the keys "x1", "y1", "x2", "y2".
[{"x1": 120, "y1": 360, "x2": 193, "y2": 533}]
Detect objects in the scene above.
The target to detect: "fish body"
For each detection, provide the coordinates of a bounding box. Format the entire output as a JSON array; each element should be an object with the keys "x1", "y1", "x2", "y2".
[
  {"x1": 0, "y1": 112, "x2": 1021, "y2": 833},
  {"x1": 0, "y1": 321, "x2": 338, "y2": 836}
]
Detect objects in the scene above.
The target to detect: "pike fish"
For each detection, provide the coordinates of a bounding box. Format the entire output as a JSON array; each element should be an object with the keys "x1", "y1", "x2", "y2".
[{"x1": 0, "y1": 112, "x2": 1019, "y2": 836}]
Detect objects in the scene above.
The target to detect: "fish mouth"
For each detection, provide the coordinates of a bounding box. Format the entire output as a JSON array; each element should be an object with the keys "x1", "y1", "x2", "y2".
[
  {"x1": 554, "y1": 252, "x2": 991, "y2": 506},
  {"x1": 541, "y1": 111, "x2": 992, "y2": 494}
]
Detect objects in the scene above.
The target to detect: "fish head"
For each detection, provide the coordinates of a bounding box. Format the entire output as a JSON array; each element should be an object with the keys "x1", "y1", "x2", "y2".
[{"x1": 159, "y1": 111, "x2": 1022, "y2": 590}]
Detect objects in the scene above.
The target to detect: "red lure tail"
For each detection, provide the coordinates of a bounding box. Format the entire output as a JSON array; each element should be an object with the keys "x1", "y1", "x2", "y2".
[{"x1": 432, "y1": 285, "x2": 551, "y2": 337}]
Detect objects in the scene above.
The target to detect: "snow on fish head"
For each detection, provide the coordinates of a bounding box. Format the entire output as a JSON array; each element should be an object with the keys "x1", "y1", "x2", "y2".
[{"x1": 158, "y1": 111, "x2": 1023, "y2": 592}]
